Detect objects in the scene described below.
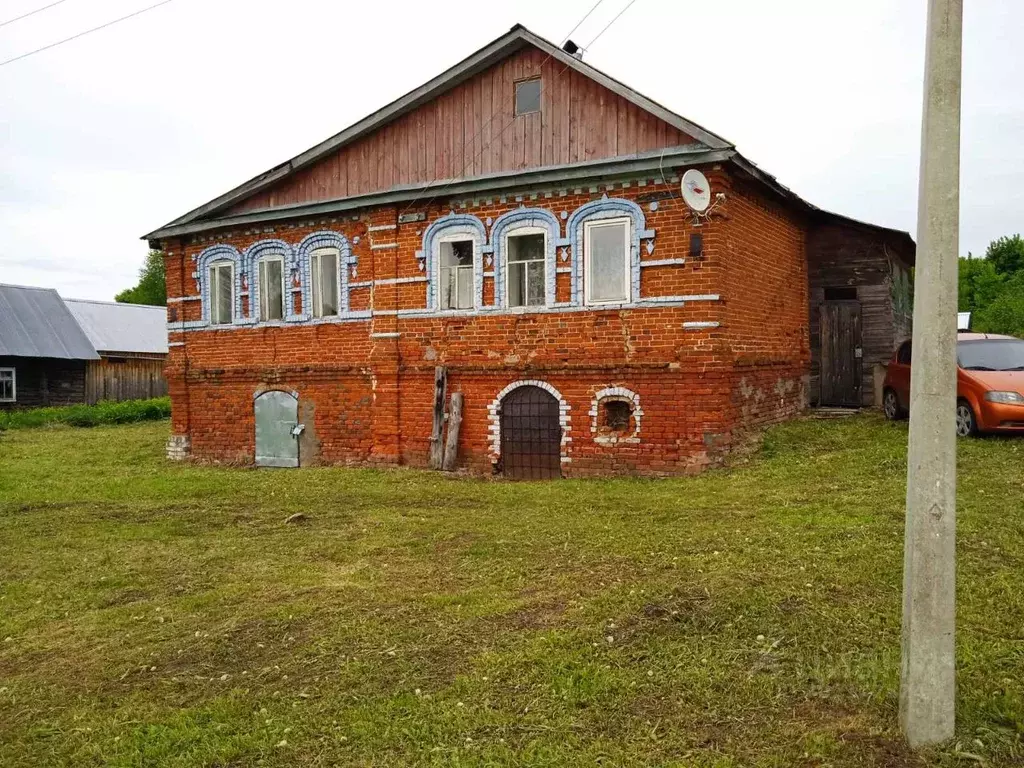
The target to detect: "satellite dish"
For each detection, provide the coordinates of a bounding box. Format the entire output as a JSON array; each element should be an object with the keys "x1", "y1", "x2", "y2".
[{"x1": 681, "y1": 169, "x2": 711, "y2": 212}]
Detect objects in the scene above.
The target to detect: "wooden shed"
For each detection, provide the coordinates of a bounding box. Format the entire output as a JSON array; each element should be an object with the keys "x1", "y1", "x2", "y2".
[
  {"x1": 64, "y1": 299, "x2": 169, "y2": 404},
  {"x1": 807, "y1": 215, "x2": 915, "y2": 408}
]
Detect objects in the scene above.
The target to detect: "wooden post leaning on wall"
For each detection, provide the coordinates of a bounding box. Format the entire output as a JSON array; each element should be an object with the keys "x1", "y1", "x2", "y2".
[
  {"x1": 429, "y1": 366, "x2": 447, "y2": 469},
  {"x1": 442, "y1": 392, "x2": 463, "y2": 472}
]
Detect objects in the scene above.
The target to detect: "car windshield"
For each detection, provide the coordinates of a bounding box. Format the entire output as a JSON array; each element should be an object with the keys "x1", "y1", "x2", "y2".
[{"x1": 957, "y1": 339, "x2": 1024, "y2": 371}]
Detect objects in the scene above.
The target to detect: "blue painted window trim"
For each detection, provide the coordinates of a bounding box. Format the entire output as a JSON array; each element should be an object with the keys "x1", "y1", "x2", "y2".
[
  {"x1": 196, "y1": 244, "x2": 244, "y2": 325},
  {"x1": 417, "y1": 213, "x2": 487, "y2": 311},
  {"x1": 243, "y1": 239, "x2": 294, "y2": 324},
  {"x1": 489, "y1": 207, "x2": 567, "y2": 307},
  {"x1": 296, "y1": 231, "x2": 354, "y2": 318},
  {"x1": 566, "y1": 197, "x2": 654, "y2": 305}
]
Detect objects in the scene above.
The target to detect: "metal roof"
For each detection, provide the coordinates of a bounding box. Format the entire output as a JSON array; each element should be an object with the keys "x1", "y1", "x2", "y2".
[
  {"x1": 0, "y1": 283, "x2": 100, "y2": 360},
  {"x1": 64, "y1": 298, "x2": 168, "y2": 355}
]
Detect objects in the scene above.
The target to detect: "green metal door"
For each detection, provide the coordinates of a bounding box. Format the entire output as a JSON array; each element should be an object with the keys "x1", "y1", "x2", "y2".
[{"x1": 254, "y1": 390, "x2": 299, "y2": 468}]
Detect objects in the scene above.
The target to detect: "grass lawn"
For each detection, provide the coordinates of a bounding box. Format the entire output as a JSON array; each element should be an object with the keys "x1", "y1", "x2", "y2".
[{"x1": 0, "y1": 416, "x2": 1022, "y2": 767}]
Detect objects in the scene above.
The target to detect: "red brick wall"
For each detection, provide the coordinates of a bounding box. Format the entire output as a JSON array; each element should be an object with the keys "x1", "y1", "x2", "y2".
[{"x1": 163, "y1": 166, "x2": 809, "y2": 476}]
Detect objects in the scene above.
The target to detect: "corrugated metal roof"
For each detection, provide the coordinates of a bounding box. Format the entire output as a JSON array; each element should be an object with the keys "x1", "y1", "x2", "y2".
[
  {"x1": 0, "y1": 283, "x2": 100, "y2": 360},
  {"x1": 64, "y1": 299, "x2": 168, "y2": 355}
]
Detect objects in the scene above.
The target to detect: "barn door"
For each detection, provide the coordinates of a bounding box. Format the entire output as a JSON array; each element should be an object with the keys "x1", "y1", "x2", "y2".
[
  {"x1": 820, "y1": 302, "x2": 863, "y2": 407},
  {"x1": 254, "y1": 390, "x2": 300, "y2": 468},
  {"x1": 499, "y1": 386, "x2": 562, "y2": 480}
]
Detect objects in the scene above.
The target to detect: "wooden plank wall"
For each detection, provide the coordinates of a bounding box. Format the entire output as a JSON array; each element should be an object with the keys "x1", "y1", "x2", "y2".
[
  {"x1": 85, "y1": 355, "x2": 168, "y2": 405},
  {"x1": 807, "y1": 225, "x2": 912, "y2": 407},
  {"x1": 0, "y1": 356, "x2": 86, "y2": 410},
  {"x1": 230, "y1": 47, "x2": 692, "y2": 213}
]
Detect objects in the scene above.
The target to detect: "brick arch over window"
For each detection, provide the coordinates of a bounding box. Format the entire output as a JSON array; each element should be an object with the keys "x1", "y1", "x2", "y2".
[
  {"x1": 589, "y1": 385, "x2": 643, "y2": 445},
  {"x1": 566, "y1": 197, "x2": 655, "y2": 305},
  {"x1": 487, "y1": 379, "x2": 572, "y2": 466},
  {"x1": 490, "y1": 207, "x2": 565, "y2": 307},
  {"x1": 243, "y1": 239, "x2": 295, "y2": 322},
  {"x1": 417, "y1": 213, "x2": 487, "y2": 310},
  {"x1": 196, "y1": 244, "x2": 243, "y2": 325},
  {"x1": 296, "y1": 231, "x2": 353, "y2": 317}
]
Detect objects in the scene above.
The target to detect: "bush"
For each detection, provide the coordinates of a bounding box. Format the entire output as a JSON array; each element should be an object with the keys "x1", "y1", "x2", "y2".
[{"x1": 0, "y1": 397, "x2": 171, "y2": 430}]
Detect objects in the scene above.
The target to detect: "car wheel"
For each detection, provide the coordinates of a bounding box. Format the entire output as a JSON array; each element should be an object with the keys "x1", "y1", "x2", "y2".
[
  {"x1": 955, "y1": 400, "x2": 978, "y2": 437},
  {"x1": 883, "y1": 389, "x2": 905, "y2": 421}
]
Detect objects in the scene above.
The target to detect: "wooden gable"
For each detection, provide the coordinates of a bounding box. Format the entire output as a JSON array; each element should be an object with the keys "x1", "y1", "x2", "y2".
[{"x1": 228, "y1": 46, "x2": 696, "y2": 214}]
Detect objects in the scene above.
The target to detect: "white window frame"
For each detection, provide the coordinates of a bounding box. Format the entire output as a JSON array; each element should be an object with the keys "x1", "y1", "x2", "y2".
[
  {"x1": 583, "y1": 217, "x2": 631, "y2": 306},
  {"x1": 257, "y1": 255, "x2": 286, "y2": 322},
  {"x1": 310, "y1": 247, "x2": 341, "y2": 318},
  {"x1": 503, "y1": 226, "x2": 548, "y2": 309},
  {"x1": 0, "y1": 367, "x2": 15, "y2": 403},
  {"x1": 208, "y1": 260, "x2": 235, "y2": 325},
  {"x1": 437, "y1": 235, "x2": 476, "y2": 311}
]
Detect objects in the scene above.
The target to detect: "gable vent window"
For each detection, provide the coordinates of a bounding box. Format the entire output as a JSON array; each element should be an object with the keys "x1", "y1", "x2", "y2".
[
  {"x1": 440, "y1": 239, "x2": 475, "y2": 310},
  {"x1": 515, "y1": 78, "x2": 541, "y2": 116}
]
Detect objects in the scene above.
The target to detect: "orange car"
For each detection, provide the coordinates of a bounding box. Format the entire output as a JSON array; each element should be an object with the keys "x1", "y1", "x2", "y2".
[{"x1": 883, "y1": 333, "x2": 1024, "y2": 436}]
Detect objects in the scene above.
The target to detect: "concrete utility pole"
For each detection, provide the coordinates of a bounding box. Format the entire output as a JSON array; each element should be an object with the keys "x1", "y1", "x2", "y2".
[{"x1": 900, "y1": 0, "x2": 962, "y2": 748}]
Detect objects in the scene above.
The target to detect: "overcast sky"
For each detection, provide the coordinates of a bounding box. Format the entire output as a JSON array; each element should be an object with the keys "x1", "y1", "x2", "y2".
[{"x1": 1, "y1": 0, "x2": 1021, "y2": 300}]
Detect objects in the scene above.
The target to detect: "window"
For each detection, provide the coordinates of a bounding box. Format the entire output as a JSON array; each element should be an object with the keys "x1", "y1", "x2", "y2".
[
  {"x1": 506, "y1": 230, "x2": 546, "y2": 307},
  {"x1": 603, "y1": 400, "x2": 632, "y2": 432},
  {"x1": 440, "y1": 239, "x2": 474, "y2": 310},
  {"x1": 824, "y1": 286, "x2": 858, "y2": 301},
  {"x1": 258, "y1": 257, "x2": 285, "y2": 321},
  {"x1": 208, "y1": 261, "x2": 234, "y2": 325},
  {"x1": 311, "y1": 248, "x2": 339, "y2": 318},
  {"x1": 515, "y1": 78, "x2": 541, "y2": 115},
  {"x1": 584, "y1": 218, "x2": 630, "y2": 304},
  {"x1": 0, "y1": 368, "x2": 15, "y2": 402},
  {"x1": 896, "y1": 340, "x2": 912, "y2": 365}
]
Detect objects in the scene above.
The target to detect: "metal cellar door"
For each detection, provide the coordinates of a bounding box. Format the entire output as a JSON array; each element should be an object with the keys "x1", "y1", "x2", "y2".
[
  {"x1": 499, "y1": 386, "x2": 562, "y2": 480},
  {"x1": 254, "y1": 390, "x2": 300, "y2": 468},
  {"x1": 820, "y1": 301, "x2": 863, "y2": 407}
]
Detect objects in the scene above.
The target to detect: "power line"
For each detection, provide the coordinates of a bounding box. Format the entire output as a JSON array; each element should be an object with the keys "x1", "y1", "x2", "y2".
[
  {"x1": 401, "y1": 0, "x2": 642, "y2": 217},
  {"x1": 397, "y1": 0, "x2": 611, "y2": 217},
  {"x1": 0, "y1": 0, "x2": 71, "y2": 29},
  {"x1": 0, "y1": 0, "x2": 175, "y2": 68}
]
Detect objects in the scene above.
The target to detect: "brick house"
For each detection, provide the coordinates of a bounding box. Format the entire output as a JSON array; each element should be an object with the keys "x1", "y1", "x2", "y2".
[{"x1": 145, "y1": 24, "x2": 914, "y2": 477}]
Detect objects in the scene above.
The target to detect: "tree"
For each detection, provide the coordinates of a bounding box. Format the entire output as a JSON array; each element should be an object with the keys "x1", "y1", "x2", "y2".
[
  {"x1": 974, "y1": 271, "x2": 1024, "y2": 338},
  {"x1": 984, "y1": 234, "x2": 1024, "y2": 278},
  {"x1": 958, "y1": 255, "x2": 1004, "y2": 314},
  {"x1": 116, "y1": 250, "x2": 166, "y2": 306}
]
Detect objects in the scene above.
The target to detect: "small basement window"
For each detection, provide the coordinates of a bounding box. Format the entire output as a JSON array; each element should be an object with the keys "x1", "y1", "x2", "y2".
[
  {"x1": 0, "y1": 368, "x2": 15, "y2": 402},
  {"x1": 515, "y1": 78, "x2": 541, "y2": 116},
  {"x1": 602, "y1": 400, "x2": 632, "y2": 433}
]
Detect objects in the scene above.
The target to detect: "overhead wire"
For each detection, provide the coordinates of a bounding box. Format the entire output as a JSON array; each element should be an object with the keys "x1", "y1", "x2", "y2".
[
  {"x1": 0, "y1": 0, "x2": 71, "y2": 29},
  {"x1": 0, "y1": 0, "x2": 176, "y2": 67}
]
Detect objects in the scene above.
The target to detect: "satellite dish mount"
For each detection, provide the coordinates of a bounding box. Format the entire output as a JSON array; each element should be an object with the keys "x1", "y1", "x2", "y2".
[{"x1": 681, "y1": 169, "x2": 725, "y2": 224}]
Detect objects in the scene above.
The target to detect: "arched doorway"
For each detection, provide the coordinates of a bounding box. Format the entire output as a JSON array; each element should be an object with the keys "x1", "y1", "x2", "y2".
[
  {"x1": 500, "y1": 385, "x2": 562, "y2": 479},
  {"x1": 254, "y1": 390, "x2": 299, "y2": 467}
]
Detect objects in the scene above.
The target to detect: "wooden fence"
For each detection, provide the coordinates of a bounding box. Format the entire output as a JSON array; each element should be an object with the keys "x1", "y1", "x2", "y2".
[{"x1": 85, "y1": 354, "x2": 167, "y2": 404}]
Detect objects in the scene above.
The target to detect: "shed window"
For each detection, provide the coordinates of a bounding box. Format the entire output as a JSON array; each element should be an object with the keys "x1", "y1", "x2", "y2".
[
  {"x1": 506, "y1": 231, "x2": 546, "y2": 307},
  {"x1": 824, "y1": 286, "x2": 857, "y2": 301},
  {"x1": 258, "y1": 257, "x2": 285, "y2": 321},
  {"x1": 0, "y1": 368, "x2": 14, "y2": 402},
  {"x1": 584, "y1": 218, "x2": 630, "y2": 304},
  {"x1": 515, "y1": 78, "x2": 541, "y2": 115},
  {"x1": 208, "y1": 261, "x2": 234, "y2": 325},
  {"x1": 311, "y1": 248, "x2": 339, "y2": 318},
  {"x1": 440, "y1": 239, "x2": 474, "y2": 310}
]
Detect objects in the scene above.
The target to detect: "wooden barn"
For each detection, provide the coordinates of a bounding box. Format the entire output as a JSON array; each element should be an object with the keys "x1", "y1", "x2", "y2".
[
  {"x1": 0, "y1": 283, "x2": 99, "y2": 409},
  {"x1": 64, "y1": 299, "x2": 169, "y2": 404}
]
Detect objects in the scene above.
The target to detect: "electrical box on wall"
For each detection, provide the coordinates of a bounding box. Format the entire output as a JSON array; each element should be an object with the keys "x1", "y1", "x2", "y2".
[{"x1": 690, "y1": 233, "x2": 704, "y2": 259}]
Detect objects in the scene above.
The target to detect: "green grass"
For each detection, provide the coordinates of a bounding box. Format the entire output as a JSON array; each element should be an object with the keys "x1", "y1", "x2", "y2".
[
  {"x1": 0, "y1": 415, "x2": 1022, "y2": 767},
  {"x1": 0, "y1": 397, "x2": 170, "y2": 430}
]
